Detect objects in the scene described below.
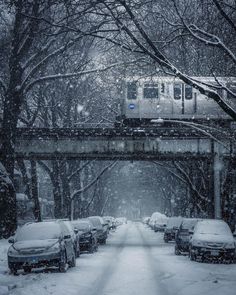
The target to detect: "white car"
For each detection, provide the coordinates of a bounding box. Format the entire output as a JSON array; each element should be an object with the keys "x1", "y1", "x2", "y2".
[{"x1": 189, "y1": 219, "x2": 235, "y2": 263}]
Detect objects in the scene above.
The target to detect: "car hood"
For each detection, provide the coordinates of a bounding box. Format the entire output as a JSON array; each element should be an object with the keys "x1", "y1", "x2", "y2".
[
  {"x1": 13, "y1": 239, "x2": 59, "y2": 252},
  {"x1": 193, "y1": 233, "x2": 234, "y2": 244}
]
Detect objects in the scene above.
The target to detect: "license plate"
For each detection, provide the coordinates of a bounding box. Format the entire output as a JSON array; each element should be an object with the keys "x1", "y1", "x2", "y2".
[{"x1": 211, "y1": 250, "x2": 219, "y2": 256}]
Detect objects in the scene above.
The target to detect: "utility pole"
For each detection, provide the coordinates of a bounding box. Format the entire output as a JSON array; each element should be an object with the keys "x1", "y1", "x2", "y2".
[{"x1": 213, "y1": 141, "x2": 222, "y2": 219}]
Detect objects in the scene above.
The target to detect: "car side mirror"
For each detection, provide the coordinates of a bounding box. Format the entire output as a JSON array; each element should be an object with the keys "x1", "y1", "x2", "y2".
[
  {"x1": 74, "y1": 228, "x2": 79, "y2": 234},
  {"x1": 8, "y1": 238, "x2": 14, "y2": 244},
  {"x1": 64, "y1": 235, "x2": 71, "y2": 240}
]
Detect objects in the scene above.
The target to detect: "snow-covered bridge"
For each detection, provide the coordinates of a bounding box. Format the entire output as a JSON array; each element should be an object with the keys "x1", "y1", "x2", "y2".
[
  {"x1": 0, "y1": 126, "x2": 235, "y2": 218},
  {"x1": 0, "y1": 127, "x2": 235, "y2": 160}
]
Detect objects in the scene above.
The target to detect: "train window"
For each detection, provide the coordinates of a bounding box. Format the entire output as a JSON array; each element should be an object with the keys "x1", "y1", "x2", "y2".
[
  {"x1": 127, "y1": 81, "x2": 137, "y2": 100},
  {"x1": 143, "y1": 83, "x2": 158, "y2": 99},
  {"x1": 185, "y1": 85, "x2": 193, "y2": 100},
  {"x1": 161, "y1": 83, "x2": 165, "y2": 93},
  {"x1": 174, "y1": 83, "x2": 181, "y2": 100}
]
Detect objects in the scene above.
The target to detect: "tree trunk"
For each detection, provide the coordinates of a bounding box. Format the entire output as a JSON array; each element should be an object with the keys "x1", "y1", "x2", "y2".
[{"x1": 31, "y1": 160, "x2": 42, "y2": 222}]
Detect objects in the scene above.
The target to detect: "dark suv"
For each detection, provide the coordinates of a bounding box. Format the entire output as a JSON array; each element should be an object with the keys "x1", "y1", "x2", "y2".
[
  {"x1": 164, "y1": 217, "x2": 182, "y2": 243},
  {"x1": 72, "y1": 219, "x2": 98, "y2": 253},
  {"x1": 8, "y1": 221, "x2": 76, "y2": 274},
  {"x1": 88, "y1": 216, "x2": 109, "y2": 244},
  {"x1": 175, "y1": 218, "x2": 201, "y2": 255}
]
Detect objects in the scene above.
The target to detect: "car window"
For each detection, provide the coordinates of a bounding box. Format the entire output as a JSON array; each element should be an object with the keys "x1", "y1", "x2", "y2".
[{"x1": 60, "y1": 222, "x2": 70, "y2": 236}]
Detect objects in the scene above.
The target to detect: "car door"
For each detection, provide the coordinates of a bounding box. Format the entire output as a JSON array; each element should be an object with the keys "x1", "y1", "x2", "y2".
[{"x1": 60, "y1": 222, "x2": 74, "y2": 260}]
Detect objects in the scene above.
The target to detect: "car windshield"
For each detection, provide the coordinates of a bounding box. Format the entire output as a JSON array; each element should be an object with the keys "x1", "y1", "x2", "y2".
[
  {"x1": 15, "y1": 222, "x2": 61, "y2": 241},
  {"x1": 182, "y1": 219, "x2": 198, "y2": 230},
  {"x1": 196, "y1": 221, "x2": 232, "y2": 236},
  {"x1": 166, "y1": 217, "x2": 182, "y2": 229},
  {"x1": 89, "y1": 217, "x2": 102, "y2": 228},
  {"x1": 73, "y1": 222, "x2": 90, "y2": 232}
]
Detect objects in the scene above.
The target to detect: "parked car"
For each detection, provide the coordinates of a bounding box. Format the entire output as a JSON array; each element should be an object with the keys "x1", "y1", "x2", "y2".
[
  {"x1": 72, "y1": 219, "x2": 98, "y2": 253},
  {"x1": 154, "y1": 214, "x2": 168, "y2": 232},
  {"x1": 189, "y1": 219, "x2": 235, "y2": 263},
  {"x1": 164, "y1": 217, "x2": 183, "y2": 243},
  {"x1": 63, "y1": 220, "x2": 80, "y2": 257},
  {"x1": 149, "y1": 212, "x2": 165, "y2": 230},
  {"x1": 88, "y1": 216, "x2": 109, "y2": 244},
  {"x1": 103, "y1": 216, "x2": 115, "y2": 230},
  {"x1": 175, "y1": 218, "x2": 201, "y2": 255},
  {"x1": 8, "y1": 221, "x2": 76, "y2": 275},
  {"x1": 142, "y1": 217, "x2": 150, "y2": 224}
]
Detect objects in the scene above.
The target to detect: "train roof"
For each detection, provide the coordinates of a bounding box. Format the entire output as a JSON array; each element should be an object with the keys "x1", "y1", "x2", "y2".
[{"x1": 124, "y1": 76, "x2": 236, "y2": 84}]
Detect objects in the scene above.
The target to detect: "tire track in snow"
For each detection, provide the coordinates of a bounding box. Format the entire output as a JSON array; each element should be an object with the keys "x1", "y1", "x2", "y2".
[{"x1": 88, "y1": 225, "x2": 129, "y2": 295}]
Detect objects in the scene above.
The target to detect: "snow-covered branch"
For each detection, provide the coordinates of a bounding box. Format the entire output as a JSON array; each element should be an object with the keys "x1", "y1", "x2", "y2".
[
  {"x1": 70, "y1": 161, "x2": 117, "y2": 201},
  {"x1": 23, "y1": 58, "x2": 144, "y2": 94}
]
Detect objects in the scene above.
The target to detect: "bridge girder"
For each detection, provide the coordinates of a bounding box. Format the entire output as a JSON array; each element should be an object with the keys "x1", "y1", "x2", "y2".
[{"x1": 0, "y1": 128, "x2": 235, "y2": 160}]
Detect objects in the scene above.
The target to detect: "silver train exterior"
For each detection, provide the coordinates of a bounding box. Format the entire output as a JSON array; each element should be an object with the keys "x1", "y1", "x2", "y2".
[{"x1": 118, "y1": 76, "x2": 236, "y2": 126}]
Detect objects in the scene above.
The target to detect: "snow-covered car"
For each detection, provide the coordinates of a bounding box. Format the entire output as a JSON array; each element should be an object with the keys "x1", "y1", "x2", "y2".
[
  {"x1": 142, "y1": 216, "x2": 150, "y2": 224},
  {"x1": 63, "y1": 220, "x2": 80, "y2": 257},
  {"x1": 115, "y1": 217, "x2": 127, "y2": 225},
  {"x1": 189, "y1": 219, "x2": 235, "y2": 263},
  {"x1": 164, "y1": 216, "x2": 183, "y2": 243},
  {"x1": 154, "y1": 214, "x2": 168, "y2": 232},
  {"x1": 175, "y1": 218, "x2": 201, "y2": 255},
  {"x1": 8, "y1": 221, "x2": 76, "y2": 275},
  {"x1": 72, "y1": 219, "x2": 98, "y2": 253},
  {"x1": 103, "y1": 216, "x2": 113, "y2": 230},
  {"x1": 88, "y1": 216, "x2": 108, "y2": 244},
  {"x1": 149, "y1": 212, "x2": 164, "y2": 230}
]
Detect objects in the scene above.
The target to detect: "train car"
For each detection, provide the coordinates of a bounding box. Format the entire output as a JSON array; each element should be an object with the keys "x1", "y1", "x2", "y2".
[{"x1": 116, "y1": 76, "x2": 236, "y2": 127}]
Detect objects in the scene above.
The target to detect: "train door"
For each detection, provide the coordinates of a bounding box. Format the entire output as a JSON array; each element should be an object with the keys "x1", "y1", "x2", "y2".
[
  {"x1": 125, "y1": 81, "x2": 140, "y2": 118},
  {"x1": 142, "y1": 82, "x2": 159, "y2": 118},
  {"x1": 172, "y1": 83, "x2": 195, "y2": 115},
  {"x1": 183, "y1": 84, "x2": 194, "y2": 114},
  {"x1": 172, "y1": 83, "x2": 182, "y2": 114}
]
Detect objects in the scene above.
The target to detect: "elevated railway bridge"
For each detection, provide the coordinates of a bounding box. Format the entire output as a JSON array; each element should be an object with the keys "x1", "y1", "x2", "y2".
[{"x1": 0, "y1": 126, "x2": 236, "y2": 219}]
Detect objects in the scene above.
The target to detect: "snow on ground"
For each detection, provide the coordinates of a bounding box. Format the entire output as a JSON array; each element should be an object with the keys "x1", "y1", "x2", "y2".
[{"x1": 0, "y1": 222, "x2": 236, "y2": 295}]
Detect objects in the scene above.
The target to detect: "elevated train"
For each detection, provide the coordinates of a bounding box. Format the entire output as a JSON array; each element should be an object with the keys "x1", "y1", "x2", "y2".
[{"x1": 117, "y1": 76, "x2": 236, "y2": 127}]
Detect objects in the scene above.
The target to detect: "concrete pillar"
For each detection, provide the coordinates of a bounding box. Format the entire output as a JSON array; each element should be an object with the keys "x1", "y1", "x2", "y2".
[{"x1": 213, "y1": 142, "x2": 222, "y2": 219}]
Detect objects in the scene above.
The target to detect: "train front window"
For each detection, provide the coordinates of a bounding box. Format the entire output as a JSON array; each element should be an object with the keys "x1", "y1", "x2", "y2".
[
  {"x1": 174, "y1": 83, "x2": 181, "y2": 100},
  {"x1": 143, "y1": 83, "x2": 158, "y2": 99},
  {"x1": 127, "y1": 81, "x2": 137, "y2": 100},
  {"x1": 185, "y1": 85, "x2": 193, "y2": 100}
]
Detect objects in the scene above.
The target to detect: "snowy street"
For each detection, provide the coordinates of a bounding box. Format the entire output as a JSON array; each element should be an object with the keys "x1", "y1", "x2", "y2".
[{"x1": 1, "y1": 222, "x2": 236, "y2": 295}]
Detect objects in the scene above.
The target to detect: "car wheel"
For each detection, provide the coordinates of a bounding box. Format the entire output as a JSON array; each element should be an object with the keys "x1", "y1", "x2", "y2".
[
  {"x1": 175, "y1": 246, "x2": 180, "y2": 255},
  {"x1": 59, "y1": 251, "x2": 67, "y2": 273},
  {"x1": 76, "y1": 246, "x2": 80, "y2": 258},
  {"x1": 190, "y1": 251, "x2": 196, "y2": 261},
  {"x1": 69, "y1": 251, "x2": 76, "y2": 268},
  {"x1": 9, "y1": 266, "x2": 18, "y2": 275},
  {"x1": 88, "y1": 243, "x2": 94, "y2": 253},
  {"x1": 23, "y1": 266, "x2": 32, "y2": 273}
]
